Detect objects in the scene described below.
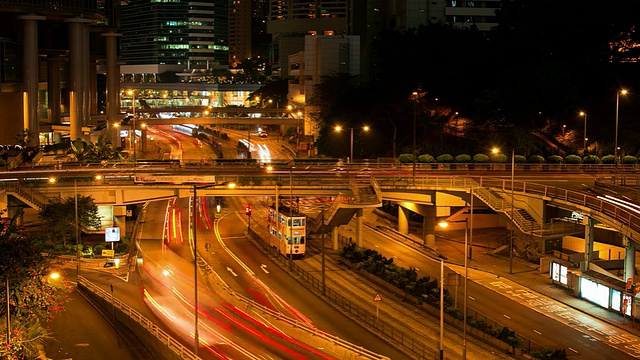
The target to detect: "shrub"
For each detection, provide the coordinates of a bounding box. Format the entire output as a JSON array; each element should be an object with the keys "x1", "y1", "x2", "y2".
[
  {"x1": 398, "y1": 154, "x2": 414, "y2": 163},
  {"x1": 94, "y1": 244, "x2": 106, "y2": 255},
  {"x1": 531, "y1": 348, "x2": 568, "y2": 360},
  {"x1": 0, "y1": 159, "x2": 6, "y2": 167},
  {"x1": 436, "y1": 154, "x2": 454, "y2": 163},
  {"x1": 455, "y1": 154, "x2": 472, "y2": 163},
  {"x1": 473, "y1": 154, "x2": 490, "y2": 163},
  {"x1": 514, "y1": 155, "x2": 526, "y2": 163},
  {"x1": 490, "y1": 154, "x2": 508, "y2": 163},
  {"x1": 601, "y1": 155, "x2": 616, "y2": 164},
  {"x1": 528, "y1": 155, "x2": 545, "y2": 163},
  {"x1": 565, "y1": 155, "x2": 582, "y2": 164},
  {"x1": 622, "y1": 155, "x2": 638, "y2": 164},
  {"x1": 582, "y1": 155, "x2": 600, "y2": 164},
  {"x1": 547, "y1": 155, "x2": 563, "y2": 164},
  {"x1": 417, "y1": 154, "x2": 435, "y2": 163}
]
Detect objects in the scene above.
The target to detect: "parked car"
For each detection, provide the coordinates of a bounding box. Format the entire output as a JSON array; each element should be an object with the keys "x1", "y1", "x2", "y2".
[{"x1": 259, "y1": 131, "x2": 268, "y2": 138}]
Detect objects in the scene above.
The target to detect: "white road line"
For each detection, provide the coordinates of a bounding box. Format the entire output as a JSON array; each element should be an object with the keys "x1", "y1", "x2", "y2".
[
  {"x1": 468, "y1": 296, "x2": 476, "y2": 301},
  {"x1": 261, "y1": 264, "x2": 269, "y2": 274},
  {"x1": 533, "y1": 330, "x2": 542, "y2": 335},
  {"x1": 503, "y1": 314, "x2": 511, "y2": 319},
  {"x1": 569, "y1": 348, "x2": 578, "y2": 353}
]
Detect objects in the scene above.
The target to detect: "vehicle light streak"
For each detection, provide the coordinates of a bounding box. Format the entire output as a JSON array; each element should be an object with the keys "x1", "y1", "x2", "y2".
[
  {"x1": 248, "y1": 274, "x2": 313, "y2": 327},
  {"x1": 213, "y1": 306, "x2": 308, "y2": 360},
  {"x1": 600, "y1": 195, "x2": 640, "y2": 215},
  {"x1": 221, "y1": 302, "x2": 334, "y2": 360}
]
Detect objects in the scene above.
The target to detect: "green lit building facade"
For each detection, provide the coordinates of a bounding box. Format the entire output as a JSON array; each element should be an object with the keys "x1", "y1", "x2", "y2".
[{"x1": 121, "y1": 0, "x2": 229, "y2": 74}]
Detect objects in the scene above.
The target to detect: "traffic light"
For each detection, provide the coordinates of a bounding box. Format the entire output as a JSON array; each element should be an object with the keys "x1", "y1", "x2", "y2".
[{"x1": 245, "y1": 204, "x2": 252, "y2": 216}]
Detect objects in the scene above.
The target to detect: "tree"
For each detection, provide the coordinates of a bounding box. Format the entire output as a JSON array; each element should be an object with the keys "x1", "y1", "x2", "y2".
[
  {"x1": 39, "y1": 195, "x2": 102, "y2": 249},
  {"x1": 0, "y1": 211, "x2": 73, "y2": 359}
]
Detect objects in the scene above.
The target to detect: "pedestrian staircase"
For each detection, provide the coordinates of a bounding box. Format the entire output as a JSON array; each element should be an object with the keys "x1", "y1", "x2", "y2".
[
  {"x1": 308, "y1": 177, "x2": 383, "y2": 232},
  {"x1": 3, "y1": 181, "x2": 54, "y2": 211},
  {"x1": 474, "y1": 185, "x2": 581, "y2": 237}
]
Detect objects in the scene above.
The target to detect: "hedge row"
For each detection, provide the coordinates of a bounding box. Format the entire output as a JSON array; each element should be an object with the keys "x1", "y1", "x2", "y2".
[{"x1": 399, "y1": 153, "x2": 639, "y2": 165}]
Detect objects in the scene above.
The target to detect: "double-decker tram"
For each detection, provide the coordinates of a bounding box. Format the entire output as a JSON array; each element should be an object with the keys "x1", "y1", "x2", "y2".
[{"x1": 266, "y1": 204, "x2": 306, "y2": 258}]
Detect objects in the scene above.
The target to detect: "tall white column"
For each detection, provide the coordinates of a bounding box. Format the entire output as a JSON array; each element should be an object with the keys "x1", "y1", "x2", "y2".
[
  {"x1": 625, "y1": 238, "x2": 636, "y2": 283},
  {"x1": 398, "y1": 205, "x2": 409, "y2": 235}
]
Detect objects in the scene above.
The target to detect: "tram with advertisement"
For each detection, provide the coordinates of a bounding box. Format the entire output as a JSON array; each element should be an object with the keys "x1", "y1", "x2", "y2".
[{"x1": 266, "y1": 204, "x2": 306, "y2": 259}]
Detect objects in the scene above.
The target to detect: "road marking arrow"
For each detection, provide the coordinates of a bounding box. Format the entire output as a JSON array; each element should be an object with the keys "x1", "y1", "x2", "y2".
[
  {"x1": 227, "y1": 267, "x2": 238, "y2": 277},
  {"x1": 260, "y1": 264, "x2": 269, "y2": 274}
]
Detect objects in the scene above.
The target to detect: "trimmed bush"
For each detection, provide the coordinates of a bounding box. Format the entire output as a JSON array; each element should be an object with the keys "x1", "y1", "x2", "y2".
[
  {"x1": 601, "y1": 155, "x2": 616, "y2": 164},
  {"x1": 455, "y1": 154, "x2": 472, "y2": 163},
  {"x1": 547, "y1": 155, "x2": 563, "y2": 164},
  {"x1": 622, "y1": 155, "x2": 638, "y2": 164},
  {"x1": 399, "y1": 154, "x2": 414, "y2": 163},
  {"x1": 583, "y1": 155, "x2": 601, "y2": 164},
  {"x1": 528, "y1": 155, "x2": 545, "y2": 163},
  {"x1": 473, "y1": 154, "x2": 490, "y2": 163},
  {"x1": 418, "y1": 154, "x2": 435, "y2": 163},
  {"x1": 490, "y1": 154, "x2": 508, "y2": 163},
  {"x1": 565, "y1": 155, "x2": 582, "y2": 164},
  {"x1": 0, "y1": 159, "x2": 6, "y2": 167},
  {"x1": 436, "y1": 154, "x2": 454, "y2": 163},
  {"x1": 514, "y1": 155, "x2": 527, "y2": 163}
]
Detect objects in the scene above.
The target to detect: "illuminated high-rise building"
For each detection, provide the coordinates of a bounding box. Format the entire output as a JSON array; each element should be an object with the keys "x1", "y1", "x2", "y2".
[{"x1": 120, "y1": 0, "x2": 229, "y2": 80}]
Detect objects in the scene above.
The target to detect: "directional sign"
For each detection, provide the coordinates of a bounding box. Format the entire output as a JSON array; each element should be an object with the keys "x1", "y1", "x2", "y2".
[
  {"x1": 373, "y1": 293, "x2": 382, "y2": 302},
  {"x1": 102, "y1": 249, "x2": 115, "y2": 257}
]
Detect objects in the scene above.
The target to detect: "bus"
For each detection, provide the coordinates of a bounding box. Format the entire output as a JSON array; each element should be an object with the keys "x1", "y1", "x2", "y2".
[{"x1": 266, "y1": 204, "x2": 306, "y2": 259}]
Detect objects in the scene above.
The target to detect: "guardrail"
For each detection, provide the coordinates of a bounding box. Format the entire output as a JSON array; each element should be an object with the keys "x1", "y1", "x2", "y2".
[
  {"x1": 8, "y1": 158, "x2": 640, "y2": 173},
  {"x1": 77, "y1": 276, "x2": 201, "y2": 360},
  {"x1": 248, "y1": 229, "x2": 436, "y2": 359}
]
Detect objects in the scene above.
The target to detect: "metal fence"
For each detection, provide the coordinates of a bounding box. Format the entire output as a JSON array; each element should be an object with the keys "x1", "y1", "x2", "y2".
[{"x1": 248, "y1": 228, "x2": 440, "y2": 360}]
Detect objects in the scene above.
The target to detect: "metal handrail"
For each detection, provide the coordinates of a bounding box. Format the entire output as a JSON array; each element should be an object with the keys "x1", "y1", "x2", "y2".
[{"x1": 77, "y1": 276, "x2": 202, "y2": 360}]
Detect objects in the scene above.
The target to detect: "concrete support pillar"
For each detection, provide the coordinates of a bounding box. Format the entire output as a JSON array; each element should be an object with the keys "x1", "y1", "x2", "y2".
[
  {"x1": 332, "y1": 227, "x2": 339, "y2": 250},
  {"x1": 47, "y1": 55, "x2": 62, "y2": 124},
  {"x1": 141, "y1": 126, "x2": 148, "y2": 154},
  {"x1": 398, "y1": 205, "x2": 409, "y2": 235},
  {"x1": 67, "y1": 19, "x2": 90, "y2": 142},
  {"x1": 82, "y1": 25, "x2": 91, "y2": 129},
  {"x1": 423, "y1": 205, "x2": 436, "y2": 248},
  {"x1": 583, "y1": 217, "x2": 595, "y2": 271},
  {"x1": 102, "y1": 32, "x2": 122, "y2": 146},
  {"x1": 356, "y1": 208, "x2": 364, "y2": 247},
  {"x1": 89, "y1": 56, "x2": 98, "y2": 120},
  {"x1": 114, "y1": 205, "x2": 128, "y2": 236},
  {"x1": 625, "y1": 238, "x2": 636, "y2": 282},
  {"x1": 19, "y1": 15, "x2": 45, "y2": 147}
]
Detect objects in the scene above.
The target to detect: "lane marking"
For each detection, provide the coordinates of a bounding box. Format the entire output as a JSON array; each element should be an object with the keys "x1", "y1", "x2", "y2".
[
  {"x1": 569, "y1": 348, "x2": 578, "y2": 353},
  {"x1": 226, "y1": 267, "x2": 238, "y2": 277},
  {"x1": 468, "y1": 296, "x2": 476, "y2": 301},
  {"x1": 533, "y1": 330, "x2": 542, "y2": 335},
  {"x1": 260, "y1": 264, "x2": 269, "y2": 274},
  {"x1": 503, "y1": 314, "x2": 511, "y2": 320}
]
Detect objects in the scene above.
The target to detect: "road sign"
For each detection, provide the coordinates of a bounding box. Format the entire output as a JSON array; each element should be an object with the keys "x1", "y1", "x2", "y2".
[
  {"x1": 102, "y1": 249, "x2": 115, "y2": 257},
  {"x1": 373, "y1": 293, "x2": 382, "y2": 302}
]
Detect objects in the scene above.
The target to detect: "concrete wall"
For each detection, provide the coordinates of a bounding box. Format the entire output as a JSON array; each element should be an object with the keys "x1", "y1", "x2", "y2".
[{"x1": 563, "y1": 235, "x2": 625, "y2": 260}]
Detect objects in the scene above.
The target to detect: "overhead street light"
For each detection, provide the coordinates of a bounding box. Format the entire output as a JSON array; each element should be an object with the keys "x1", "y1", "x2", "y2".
[
  {"x1": 615, "y1": 89, "x2": 628, "y2": 165},
  {"x1": 438, "y1": 218, "x2": 470, "y2": 360},
  {"x1": 579, "y1": 111, "x2": 587, "y2": 154},
  {"x1": 334, "y1": 125, "x2": 370, "y2": 163}
]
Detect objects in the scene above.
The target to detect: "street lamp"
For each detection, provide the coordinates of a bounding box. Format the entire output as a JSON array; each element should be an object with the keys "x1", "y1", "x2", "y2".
[
  {"x1": 615, "y1": 89, "x2": 628, "y2": 164},
  {"x1": 438, "y1": 218, "x2": 470, "y2": 360},
  {"x1": 580, "y1": 111, "x2": 587, "y2": 153},
  {"x1": 334, "y1": 125, "x2": 370, "y2": 163},
  {"x1": 510, "y1": 149, "x2": 515, "y2": 274},
  {"x1": 412, "y1": 91, "x2": 419, "y2": 183}
]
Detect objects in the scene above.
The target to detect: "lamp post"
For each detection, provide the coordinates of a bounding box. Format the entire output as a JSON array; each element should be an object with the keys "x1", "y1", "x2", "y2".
[
  {"x1": 289, "y1": 166, "x2": 294, "y2": 272},
  {"x1": 412, "y1": 91, "x2": 418, "y2": 183},
  {"x1": 580, "y1": 111, "x2": 587, "y2": 153},
  {"x1": 615, "y1": 89, "x2": 628, "y2": 164},
  {"x1": 74, "y1": 178, "x2": 79, "y2": 277},
  {"x1": 439, "y1": 259, "x2": 444, "y2": 360},
  {"x1": 438, "y1": 218, "x2": 470, "y2": 360},
  {"x1": 334, "y1": 125, "x2": 370, "y2": 163},
  {"x1": 509, "y1": 149, "x2": 515, "y2": 274},
  {"x1": 191, "y1": 185, "x2": 200, "y2": 356},
  {"x1": 247, "y1": 126, "x2": 251, "y2": 160},
  {"x1": 296, "y1": 111, "x2": 302, "y2": 158}
]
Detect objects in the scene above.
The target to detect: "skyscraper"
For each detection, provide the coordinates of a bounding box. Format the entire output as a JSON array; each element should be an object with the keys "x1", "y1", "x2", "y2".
[{"x1": 120, "y1": 0, "x2": 229, "y2": 80}]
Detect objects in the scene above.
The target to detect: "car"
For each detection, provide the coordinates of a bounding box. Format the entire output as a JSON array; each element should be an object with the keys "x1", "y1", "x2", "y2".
[{"x1": 259, "y1": 131, "x2": 268, "y2": 138}]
